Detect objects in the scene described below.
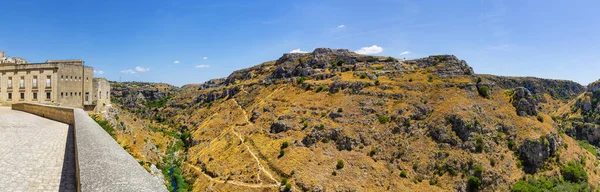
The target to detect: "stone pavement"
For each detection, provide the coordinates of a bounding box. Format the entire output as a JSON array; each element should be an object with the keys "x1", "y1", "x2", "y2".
[{"x1": 0, "y1": 107, "x2": 76, "y2": 191}]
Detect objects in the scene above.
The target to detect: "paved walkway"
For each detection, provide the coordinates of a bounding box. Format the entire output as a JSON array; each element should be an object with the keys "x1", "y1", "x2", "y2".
[{"x1": 0, "y1": 107, "x2": 76, "y2": 191}]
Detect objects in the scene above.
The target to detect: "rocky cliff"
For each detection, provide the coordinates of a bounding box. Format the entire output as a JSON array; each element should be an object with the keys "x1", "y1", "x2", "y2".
[{"x1": 105, "y1": 48, "x2": 600, "y2": 192}]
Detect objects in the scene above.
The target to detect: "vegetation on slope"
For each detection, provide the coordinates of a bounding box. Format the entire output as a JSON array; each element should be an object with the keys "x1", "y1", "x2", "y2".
[{"x1": 98, "y1": 48, "x2": 600, "y2": 191}]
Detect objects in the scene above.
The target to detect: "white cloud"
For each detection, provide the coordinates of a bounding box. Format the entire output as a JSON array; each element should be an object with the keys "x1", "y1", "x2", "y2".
[
  {"x1": 93, "y1": 70, "x2": 104, "y2": 75},
  {"x1": 337, "y1": 24, "x2": 345, "y2": 28},
  {"x1": 174, "y1": 60, "x2": 180, "y2": 64},
  {"x1": 195, "y1": 64, "x2": 210, "y2": 68},
  {"x1": 203, "y1": 57, "x2": 208, "y2": 60},
  {"x1": 120, "y1": 69, "x2": 136, "y2": 74},
  {"x1": 400, "y1": 51, "x2": 410, "y2": 55},
  {"x1": 135, "y1": 66, "x2": 150, "y2": 72},
  {"x1": 355, "y1": 45, "x2": 383, "y2": 55},
  {"x1": 290, "y1": 49, "x2": 309, "y2": 53}
]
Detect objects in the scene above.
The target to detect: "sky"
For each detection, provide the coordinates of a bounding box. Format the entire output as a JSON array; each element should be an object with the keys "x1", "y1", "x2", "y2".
[{"x1": 1, "y1": 0, "x2": 599, "y2": 86}]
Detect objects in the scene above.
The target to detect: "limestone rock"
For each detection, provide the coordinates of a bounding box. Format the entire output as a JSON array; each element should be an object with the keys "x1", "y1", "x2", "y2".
[
  {"x1": 518, "y1": 133, "x2": 562, "y2": 174},
  {"x1": 511, "y1": 87, "x2": 537, "y2": 116},
  {"x1": 270, "y1": 121, "x2": 296, "y2": 133}
]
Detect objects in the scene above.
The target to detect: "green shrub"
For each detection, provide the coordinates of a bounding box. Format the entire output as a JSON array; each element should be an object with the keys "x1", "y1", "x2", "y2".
[
  {"x1": 577, "y1": 140, "x2": 597, "y2": 156},
  {"x1": 360, "y1": 74, "x2": 368, "y2": 79},
  {"x1": 400, "y1": 170, "x2": 408, "y2": 178},
  {"x1": 322, "y1": 138, "x2": 330, "y2": 143},
  {"x1": 285, "y1": 183, "x2": 292, "y2": 192},
  {"x1": 475, "y1": 137, "x2": 484, "y2": 152},
  {"x1": 278, "y1": 150, "x2": 285, "y2": 158},
  {"x1": 297, "y1": 76, "x2": 307, "y2": 84},
  {"x1": 511, "y1": 175, "x2": 590, "y2": 192},
  {"x1": 536, "y1": 115, "x2": 544, "y2": 122},
  {"x1": 369, "y1": 147, "x2": 380, "y2": 157},
  {"x1": 428, "y1": 76, "x2": 433, "y2": 82},
  {"x1": 91, "y1": 115, "x2": 115, "y2": 137},
  {"x1": 561, "y1": 161, "x2": 588, "y2": 183},
  {"x1": 408, "y1": 78, "x2": 413, "y2": 82},
  {"x1": 384, "y1": 56, "x2": 396, "y2": 62},
  {"x1": 508, "y1": 140, "x2": 515, "y2": 150},
  {"x1": 336, "y1": 160, "x2": 345, "y2": 169},
  {"x1": 316, "y1": 86, "x2": 325, "y2": 92},
  {"x1": 332, "y1": 170, "x2": 337, "y2": 176},
  {"x1": 377, "y1": 114, "x2": 390, "y2": 124},
  {"x1": 375, "y1": 80, "x2": 380, "y2": 86},
  {"x1": 490, "y1": 159, "x2": 496, "y2": 167},
  {"x1": 477, "y1": 85, "x2": 490, "y2": 98},
  {"x1": 337, "y1": 108, "x2": 343, "y2": 113},
  {"x1": 281, "y1": 142, "x2": 289, "y2": 150},
  {"x1": 467, "y1": 176, "x2": 482, "y2": 191}
]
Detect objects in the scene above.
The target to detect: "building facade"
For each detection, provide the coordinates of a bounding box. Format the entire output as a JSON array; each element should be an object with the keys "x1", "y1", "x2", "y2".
[
  {"x1": 92, "y1": 78, "x2": 111, "y2": 112},
  {"x1": 0, "y1": 52, "x2": 109, "y2": 109}
]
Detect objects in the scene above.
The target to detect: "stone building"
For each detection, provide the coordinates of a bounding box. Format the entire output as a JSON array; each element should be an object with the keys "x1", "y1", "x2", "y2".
[
  {"x1": 0, "y1": 52, "x2": 110, "y2": 109},
  {"x1": 92, "y1": 78, "x2": 111, "y2": 112}
]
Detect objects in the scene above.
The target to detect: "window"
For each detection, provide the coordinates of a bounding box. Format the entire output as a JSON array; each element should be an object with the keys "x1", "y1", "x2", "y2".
[
  {"x1": 7, "y1": 93, "x2": 12, "y2": 100},
  {"x1": 70, "y1": 92, "x2": 73, "y2": 97},
  {"x1": 46, "y1": 76, "x2": 51, "y2": 87},
  {"x1": 61, "y1": 75, "x2": 63, "y2": 81},
  {"x1": 19, "y1": 77, "x2": 24, "y2": 88},
  {"x1": 20, "y1": 93, "x2": 24, "y2": 100},
  {"x1": 85, "y1": 92, "x2": 89, "y2": 102},
  {"x1": 61, "y1": 92, "x2": 64, "y2": 98},
  {"x1": 79, "y1": 92, "x2": 81, "y2": 96},
  {"x1": 46, "y1": 92, "x2": 51, "y2": 100},
  {"x1": 33, "y1": 76, "x2": 38, "y2": 88},
  {"x1": 33, "y1": 93, "x2": 37, "y2": 100},
  {"x1": 7, "y1": 77, "x2": 11, "y2": 88},
  {"x1": 71, "y1": 76, "x2": 73, "y2": 81}
]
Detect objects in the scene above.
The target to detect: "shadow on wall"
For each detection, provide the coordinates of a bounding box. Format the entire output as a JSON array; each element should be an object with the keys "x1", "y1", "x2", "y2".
[{"x1": 59, "y1": 125, "x2": 77, "y2": 191}]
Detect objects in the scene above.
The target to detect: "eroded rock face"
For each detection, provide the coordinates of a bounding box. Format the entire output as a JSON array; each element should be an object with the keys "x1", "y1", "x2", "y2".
[
  {"x1": 566, "y1": 122, "x2": 600, "y2": 145},
  {"x1": 270, "y1": 121, "x2": 296, "y2": 133},
  {"x1": 404, "y1": 55, "x2": 474, "y2": 76},
  {"x1": 446, "y1": 115, "x2": 475, "y2": 142},
  {"x1": 301, "y1": 128, "x2": 360, "y2": 151},
  {"x1": 518, "y1": 133, "x2": 562, "y2": 174},
  {"x1": 511, "y1": 87, "x2": 537, "y2": 116}
]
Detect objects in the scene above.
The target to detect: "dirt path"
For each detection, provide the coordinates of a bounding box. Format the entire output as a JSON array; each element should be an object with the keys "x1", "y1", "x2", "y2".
[
  {"x1": 231, "y1": 99, "x2": 280, "y2": 185},
  {"x1": 184, "y1": 163, "x2": 279, "y2": 188}
]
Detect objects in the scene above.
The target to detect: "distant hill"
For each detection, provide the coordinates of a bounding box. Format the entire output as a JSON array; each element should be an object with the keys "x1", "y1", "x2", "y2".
[{"x1": 102, "y1": 48, "x2": 600, "y2": 191}]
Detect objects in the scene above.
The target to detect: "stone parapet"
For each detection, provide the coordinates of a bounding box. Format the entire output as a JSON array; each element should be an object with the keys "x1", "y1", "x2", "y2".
[{"x1": 11, "y1": 103, "x2": 167, "y2": 192}]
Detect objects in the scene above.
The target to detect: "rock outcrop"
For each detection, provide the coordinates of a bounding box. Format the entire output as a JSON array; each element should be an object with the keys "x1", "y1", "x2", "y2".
[
  {"x1": 481, "y1": 75, "x2": 585, "y2": 100},
  {"x1": 518, "y1": 133, "x2": 562, "y2": 174},
  {"x1": 510, "y1": 87, "x2": 538, "y2": 116},
  {"x1": 404, "y1": 55, "x2": 474, "y2": 76}
]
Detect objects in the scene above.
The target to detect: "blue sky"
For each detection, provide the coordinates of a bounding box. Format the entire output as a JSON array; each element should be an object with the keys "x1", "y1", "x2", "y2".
[{"x1": 1, "y1": 0, "x2": 599, "y2": 86}]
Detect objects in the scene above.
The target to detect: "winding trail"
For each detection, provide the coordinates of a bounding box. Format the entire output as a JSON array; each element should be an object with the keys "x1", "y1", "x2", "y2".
[
  {"x1": 189, "y1": 85, "x2": 290, "y2": 189},
  {"x1": 231, "y1": 99, "x2": 280, "y2": 185},
  {"x1": 184, "y1": 163, "x2": 278, "y2": 188}
]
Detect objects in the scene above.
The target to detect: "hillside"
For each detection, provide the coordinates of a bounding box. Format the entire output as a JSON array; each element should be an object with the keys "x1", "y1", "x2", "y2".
[{"x1": 98, "y1": 48, "x2": 600, "y2": 191}]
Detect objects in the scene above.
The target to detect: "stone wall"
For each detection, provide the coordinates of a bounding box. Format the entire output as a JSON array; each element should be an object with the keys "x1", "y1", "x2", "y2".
[
  {"x1": 11, "y1": 103, "x2": 167, "y2": 192},
  {"x1": 0, "y1": 51, "x2": 5, "y2": 58},
  {"x1": 11, "y1": 103, "x2": 75, "y2": 124}
]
